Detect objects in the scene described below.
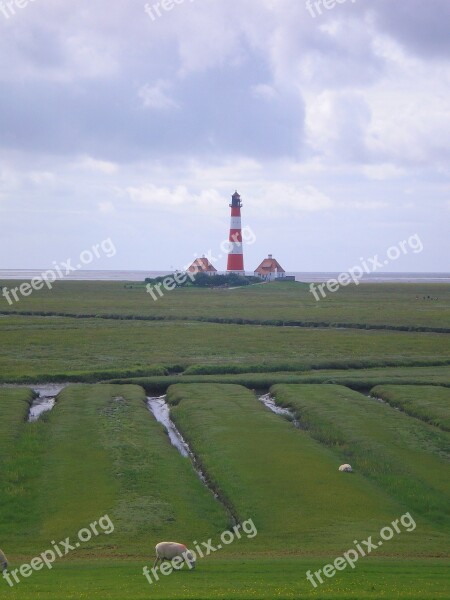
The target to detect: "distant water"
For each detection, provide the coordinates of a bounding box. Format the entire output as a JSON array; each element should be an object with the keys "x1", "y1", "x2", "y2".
[
  {"x1": 0, "y1": 269, "x2": 170, "y2": 281},
  {"x1": 0, "y1": 270, "x2": 448, "y2": 283},
  {"x1": 293, "y1": 272, "x2": 450, "y2": 283}
]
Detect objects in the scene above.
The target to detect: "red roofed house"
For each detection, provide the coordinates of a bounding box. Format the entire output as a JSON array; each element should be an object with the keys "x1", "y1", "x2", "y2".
[
  {"x1": 254, "y1": 254, "x2": 286, "y2": 281},
  {"x1": 187, "y1": 256, "x2": 218, "y2": 276}
]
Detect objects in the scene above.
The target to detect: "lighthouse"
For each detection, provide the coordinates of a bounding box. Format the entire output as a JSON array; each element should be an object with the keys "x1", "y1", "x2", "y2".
[{"x1": 226, "y1": 191, "x2": 245, "y2": 274}]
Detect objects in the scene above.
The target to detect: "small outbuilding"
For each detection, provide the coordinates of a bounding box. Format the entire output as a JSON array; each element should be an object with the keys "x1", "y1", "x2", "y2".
[
  {"x1": 254, "y1": 255, "x2": 286, "y2": 281},
  {"x1": 187, "y1": 256, "x2": 217, "y2": 276}
]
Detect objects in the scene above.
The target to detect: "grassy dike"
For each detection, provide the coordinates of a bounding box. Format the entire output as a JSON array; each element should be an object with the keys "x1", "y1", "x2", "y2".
[
  {"x1": 110, "y1": 364, "x2": 450, "y2": 395},
  {"x1": 0, "y1": 277, "x2": 449, "y2": 599},
  {"x1": 1, "y1": 384, "x2": 228, "y2": 558},
  {"x1": 0, "y1": 387, "x2": 46, "y2": 546},
  {"x1": 2, "y1": 315, "x2": 449, "y2": 382},
  {"x1": 166, "y1": 383, "x2": 425, "y2": 554},
  {"x1": 371, "y1": 385, "x2": 450, "y2": 431},
  {"x1": 1, "y1": 386, "x2": 449, "y2": 599},
  {"x1": 271, "y1": 385, "x2": 450, "y2": 535},
  {"x1": 0, "y1": 387, "x2": 34, "y2": 456},
  {"x1": 1, "y1": 280, "x2": 449, "y2": 329}
]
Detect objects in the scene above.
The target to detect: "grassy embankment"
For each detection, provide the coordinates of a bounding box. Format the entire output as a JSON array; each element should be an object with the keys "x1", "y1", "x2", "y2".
[
  {"x1": 0, "y1": 387, "x2": 47, "y2": 546},
  {"x1": 111, "y1": 364, "x2": 450, "y2": 395},
  {"x1": 1, "y1": 314, "x2": 449, "y2": 382},
  {"x1": 0, "y1": 387, "x2": 33, "y2": 456},
  {"x1": 0, "y1": 282, "x2": 449, "y2": 598},
  {"x1": 371, "y1": 385, "x2": 450, "y2": 431},
  {"x1": 0, "y1": 385, "x2": 446, "y2": 600},
  {"x1": 166, "y1": 383, "x2": 447, "y2": 554},
  {"x1": 0, "y1": 382, "x2": 449, "y2": 598},
  {"x1": 0, "y1": 384, "x2": 228, "y2": 558},
  {"x1": 271, "y1": 384, "x2": 450, "y2": 529},
  {"x1": 1, "y1": 279, "x2": 449, "y2": 330}
]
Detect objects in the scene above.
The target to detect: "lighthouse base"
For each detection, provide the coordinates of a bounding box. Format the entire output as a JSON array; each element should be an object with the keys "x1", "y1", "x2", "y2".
[{"x1": 226, "y1": 270, "x2": 246, "y2": 275}]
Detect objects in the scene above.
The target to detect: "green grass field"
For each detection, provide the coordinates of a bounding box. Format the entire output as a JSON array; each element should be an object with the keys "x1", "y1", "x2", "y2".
[
  {"x1": 0, "y1": 388, "x2": 33, "y2": 457},
  {"x1": 1, "y1": 314, "x2": 449, "y2": 382},
  {"x1": 167, "y1": 384, "x2": 447, "y2": 553},
  {"x1": 1, "y1": 279, "x2": 449, "y2": 329},
  {"x1": 110, "y1": 364, "x2": 450, "y2": 396},
  {"x1": 0, "y1": 281, "x2": 449, "y2": 598},
  {"x1": 0, "y1": 384, "x2": 228, "y2": 555},
  {"x1": 2, "y1": 383, "x2": 449, "y2": 598},
  {"x1": 371, "y1": 385, "x2": 450, "y2": 431},
  {"x1": 3, "y1": 559, "x2": 450, "y2": 599},
  {"x1": 271, "y1": 385, "x2": 449, "y2": 528}
]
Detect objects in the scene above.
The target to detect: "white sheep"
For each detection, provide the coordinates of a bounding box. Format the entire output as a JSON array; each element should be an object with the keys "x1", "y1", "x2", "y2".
[
  {"x1": 339, "y1": 464, "x2": 353, "y2": 472},
  {"x1": 153, "y1": 542, "x2": 196, "y2": 570},
  {"x1": 0, "y1": 549, "x2": 8, "y2": 572}
]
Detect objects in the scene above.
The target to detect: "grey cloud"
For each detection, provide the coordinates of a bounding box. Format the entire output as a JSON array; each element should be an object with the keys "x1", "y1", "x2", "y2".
[
  {"x1": 371, "y1": 0, "x2": 450, "y2": 59},
  {"x1": 0, "y1": 59, "x2": 304, "y2": 161}
]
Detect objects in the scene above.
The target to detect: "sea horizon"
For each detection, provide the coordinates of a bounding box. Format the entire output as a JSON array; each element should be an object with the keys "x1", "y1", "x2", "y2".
[{"x1": 0, "y1": 270, "x2": 449, "y2": 283}]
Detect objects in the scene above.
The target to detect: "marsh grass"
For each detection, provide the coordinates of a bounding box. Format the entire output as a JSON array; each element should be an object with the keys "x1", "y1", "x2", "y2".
[
  {"x1": 183, "y1": 357, "x2": 450, "y2": 376},
  {"x1": 166, "y1": 383, "x2": 447, "y2": 554},
  {"x1": 2, "y1": 558, "x2": 449, "y2": 599},
  {"x1": 2, "y1": 314, "x2": 449, "y2": 382},
  {"x1": 271, "y1": 384, "x2": 450, "y2": 528},
  {"x1": 371, "y1": 385, "x2": 450, "y2": 431},
  {"x1": 110, "y1": 364, "x2": 450, "y2": 395},
  {"x1": 0, "y1": 388, "x2": 49, "y2": 544},
  {"x1": 1, "y1": 384, "x2": 228, "y2": 555},
  {"x1": 1, "y1": 279, "x2": 449, "y2": 599},
  {"x1": 1, "y1": 280, "x2": 449, "y2": 329}
]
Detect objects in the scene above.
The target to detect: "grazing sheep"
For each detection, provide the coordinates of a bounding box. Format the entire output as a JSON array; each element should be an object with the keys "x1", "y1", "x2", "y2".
[
  {"x1": 153, "y1": 542, "x2": 196, "y2": 570},
  {"x1": 339, "y1": 464, "x2": 353, "y2": 472},
  {"x1": 0, "y1": 549, "x2": 8, "y2": 572}
]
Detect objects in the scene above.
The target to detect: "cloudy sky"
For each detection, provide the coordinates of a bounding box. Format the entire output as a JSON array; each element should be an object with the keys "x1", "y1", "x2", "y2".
[{"x1": 1, "y1": 0, "x2": 449, "y2": 272}]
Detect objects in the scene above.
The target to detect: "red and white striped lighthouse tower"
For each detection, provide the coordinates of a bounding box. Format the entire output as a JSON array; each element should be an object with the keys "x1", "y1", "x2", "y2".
[{"x1": 226, "y1": 190, "x2": 245, "y2": 274}]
